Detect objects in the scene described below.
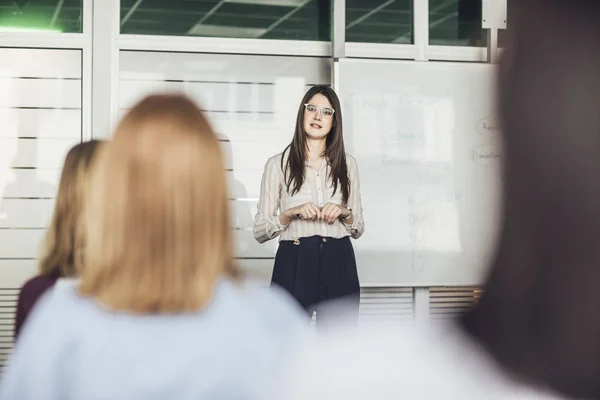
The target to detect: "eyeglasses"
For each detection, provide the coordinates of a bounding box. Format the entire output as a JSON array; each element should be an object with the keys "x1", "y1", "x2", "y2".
[{"x1": 304, "y1": 103, "x2": 335, "y2": 119}]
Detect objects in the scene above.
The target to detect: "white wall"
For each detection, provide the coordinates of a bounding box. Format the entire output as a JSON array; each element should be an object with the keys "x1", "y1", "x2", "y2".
[{"x1": 0, "y1": 47, "x2": 83, "y2": 369}]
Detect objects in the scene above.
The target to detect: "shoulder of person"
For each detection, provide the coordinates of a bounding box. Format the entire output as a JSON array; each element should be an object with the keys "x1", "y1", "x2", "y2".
[
  {"x1": 14, "y1": 279, "x2": 84, "y2": 344},
  {"x1": 266, "y1": 152, "x2": 284, "y2": 166},
  {"x1": 20, "y1": 274, "x2": 56, "y2": 291},
  {"x1": 54, "y1": 277, "x2": 78, "y2": 288},
  {"x1": 31, "y1": 278, "x2": 81, "y2": 312},
  {"x1": 345, "y1": 153, "x2": 358, "y2": 167},
  {"x1": 19, "y1": 274, "x2": 59, "y2": 301}
]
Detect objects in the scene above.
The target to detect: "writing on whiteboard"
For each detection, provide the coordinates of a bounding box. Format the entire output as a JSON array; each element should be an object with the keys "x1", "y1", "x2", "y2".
[
  {"x1": 471, "y1": 144, "x2": 501, "y2": 166},
  {"x1": 351, "y1": 93, "x2": 438, "y2": 109},
  {"x1": 477, "y1": 117, "x2": 501, "y2": 136},
  {"x1": 407, "y1": 193, "x2": 428, "y2": 272},
  {"x1": 381, "y1": 131, "x2": 424, "y2": 144}
]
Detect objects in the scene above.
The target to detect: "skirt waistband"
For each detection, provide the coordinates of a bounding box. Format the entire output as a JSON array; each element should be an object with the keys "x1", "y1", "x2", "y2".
[{"x1": 280, "y1": 235, "x2": 350, "y2": 246}]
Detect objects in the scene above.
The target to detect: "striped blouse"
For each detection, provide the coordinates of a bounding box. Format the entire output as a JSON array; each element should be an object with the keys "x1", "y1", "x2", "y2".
[{"x1": 253, "y1": 152, "x2": 364, "y2": 243}]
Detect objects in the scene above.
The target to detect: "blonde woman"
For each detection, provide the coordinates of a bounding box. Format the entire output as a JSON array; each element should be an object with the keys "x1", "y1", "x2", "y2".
[
  {"x1": 14, "y1": 140, "x2": 103, "y2": 339},
  {"x1": 0, "y1": 94, "x2": 305, "y2": 399}
]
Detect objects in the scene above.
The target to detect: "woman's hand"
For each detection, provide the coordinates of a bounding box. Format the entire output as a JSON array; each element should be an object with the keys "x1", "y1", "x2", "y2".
[
  {"x1": 321, "y1": 203, "x2": 351, "y2": 224},
  {"x1": 282, "y1": 202, "x2": 322, "y2": 224},
  {"x1": 280, "y1": 203, "x2": 350, "y2": 225}
]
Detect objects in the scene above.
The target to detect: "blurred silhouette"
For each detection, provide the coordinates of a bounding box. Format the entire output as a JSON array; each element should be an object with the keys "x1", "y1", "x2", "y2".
[
  {"x1": 271, "y1": 1, "x2": 600, "y2": 399},
  {"x1": 0, "y1": 94, "x2": 306, "y2": 400},
  {"x1": 13, "y1": 140, "x2": 103, "y2": 340},
  {"x1": 462, "y1": 0, "x2": 600, "y2": 397}
]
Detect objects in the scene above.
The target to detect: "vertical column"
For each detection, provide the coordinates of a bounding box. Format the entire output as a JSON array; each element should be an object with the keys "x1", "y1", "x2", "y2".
[
  {"x1": 413, "y1": 0, "x2": 430, "y2": 322},
  {"x1": 487, "y1": 29, "x2": 499, "y2": 63},
  {"x1": 91, "y1": 0, "x2": 120, "y2": 139},
  {"x1": 482, "y1": 0, "x2": 507, "y2": 64},
  {"x1": 413, "y1": 287, "x2": 430, "y2": 327},
  {"x1": 331, "y1": 0, "x2": 345, "y2": 91},
  {"x1": 81, "y1": 0, "x2": 93, "y2": 141},
  {"x1": 413, "y1": 0, "x2": 429, "y2": 61}
]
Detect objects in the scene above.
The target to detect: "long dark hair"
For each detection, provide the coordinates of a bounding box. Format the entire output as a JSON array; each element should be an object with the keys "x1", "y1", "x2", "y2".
[
  {"x1": 461, "y1": 0, "x2": 600, "y2": 398},
  {"x1": 281, "y1": 85, "x2": 350, "y2": 204}
]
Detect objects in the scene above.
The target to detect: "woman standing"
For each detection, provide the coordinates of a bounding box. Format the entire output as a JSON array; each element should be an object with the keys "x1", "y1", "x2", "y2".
[{"x1": 254, "y1": 85, "x2": 364, "y2": 324}]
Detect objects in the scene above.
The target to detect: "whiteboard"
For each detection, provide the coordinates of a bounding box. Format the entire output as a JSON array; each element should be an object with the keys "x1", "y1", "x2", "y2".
[{"x1": 337, "y1": 59, "x2": 502, "y2": 287}]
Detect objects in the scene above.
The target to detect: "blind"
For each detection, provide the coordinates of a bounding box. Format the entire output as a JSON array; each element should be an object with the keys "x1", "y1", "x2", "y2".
[
  {"x1": 0, "y1": 289, "x2": 18, "y2": 375},
  {"x1": 429, "y1": 286, "x2": 483, "y2": 321},
  {"x1": 360, "y1": 287, "x2": 414, "y2": 328}
]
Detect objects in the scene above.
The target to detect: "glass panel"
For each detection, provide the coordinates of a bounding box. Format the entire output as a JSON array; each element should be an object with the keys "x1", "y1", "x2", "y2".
[
  {"x1": 346, "y1": 0, "x2": 413, "y2": 44},
  {"x1": 0, "y1": 0, "x2": 83, "y2": 33},
  {"x1": 429, "y1": 0, "x2": 486, "y2": 46},
  {"x1": 120, "y1": 0, "x2": 331, "y2": 41}
]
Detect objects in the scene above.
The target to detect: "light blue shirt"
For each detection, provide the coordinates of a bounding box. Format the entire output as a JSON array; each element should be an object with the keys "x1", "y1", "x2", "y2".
[{"x1": 0, "y1": 279, "x2": 307, "y2": 400}]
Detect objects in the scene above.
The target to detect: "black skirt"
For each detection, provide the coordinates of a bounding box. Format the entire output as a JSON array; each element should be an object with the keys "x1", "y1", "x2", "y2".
[{"x1": 271, "y1": 235, "x2": 360, "y2": 321}]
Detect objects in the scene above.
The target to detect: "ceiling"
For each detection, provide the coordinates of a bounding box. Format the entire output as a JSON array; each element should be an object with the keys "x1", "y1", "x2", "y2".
[
  {"x1": 0, "y1": 0, "x2": 494, "y2": 46},
  {"x1": 0, "y1": 0, "x2": 82, "y2": 32}
]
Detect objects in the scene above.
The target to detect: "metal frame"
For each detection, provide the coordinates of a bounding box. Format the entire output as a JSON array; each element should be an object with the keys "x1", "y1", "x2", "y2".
[
  {"x1": 414, "y1": 287, "x2": 431, "y2": 328},
  {"x1": 81, "y1": 0, "x2": 93, "y2": 141},
  {"x1": 332, "y1": 0, "x2": 345, "y2": 59},
  {"x1": 487, "y1": 29, "x2": 499, "y2": 63},
  {"x1": 91, "y1": 0, "x2": 120, "y2": 139},
  {"x1": 117, "y1": 35, "x2": 331, "y2": 57}
]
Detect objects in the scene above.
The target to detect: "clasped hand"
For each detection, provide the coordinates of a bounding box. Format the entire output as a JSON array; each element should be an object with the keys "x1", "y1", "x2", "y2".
[{"x1": 286, "y1": 202, "x2": 350, "y2": 225}]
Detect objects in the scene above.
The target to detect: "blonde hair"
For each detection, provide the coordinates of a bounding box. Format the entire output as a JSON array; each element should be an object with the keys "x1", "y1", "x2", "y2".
[
  {"x1": 79, "y1": 94, "x2": 239, "y2": 314},
  {"x1": 39, "y1": 140, "x2": 104, "y2": 277}
]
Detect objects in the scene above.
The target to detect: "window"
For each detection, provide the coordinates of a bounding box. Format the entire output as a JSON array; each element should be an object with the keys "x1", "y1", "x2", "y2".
[
  {"x1": 0, "y1": 0, "x2": 83, "y2": 33},
  {"x1": 429, "y1": 0, "x2": 486, "y2": 47},
  {"x1": 346, "y1": 0, "x2": 413, "y2": 44},
  {"x1": 120, "y1": 0, "x2": 331, "y2": 41}
]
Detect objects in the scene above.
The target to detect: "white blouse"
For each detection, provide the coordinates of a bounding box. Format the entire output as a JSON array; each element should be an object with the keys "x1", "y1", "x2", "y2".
[{"x1": 253, "y1": 152, "x2": 364, "y2": 243}]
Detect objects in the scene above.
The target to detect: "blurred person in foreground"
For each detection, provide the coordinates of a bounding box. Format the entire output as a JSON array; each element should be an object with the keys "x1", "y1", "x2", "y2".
[
  {"x1": 14, "y1": 140, "x2": 103, "y2": 340},
  {"x1": 0, "y1": 94, "x2": 306, "y2": 399},
  {"x1": 272, "y1": 0, "x2": 600, "y2": 399}
]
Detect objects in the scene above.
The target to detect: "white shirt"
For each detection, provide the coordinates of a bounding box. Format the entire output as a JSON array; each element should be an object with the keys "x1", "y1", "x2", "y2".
[{"x1": 253, "y1": 152, "x2": 364, "y2": 243}]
